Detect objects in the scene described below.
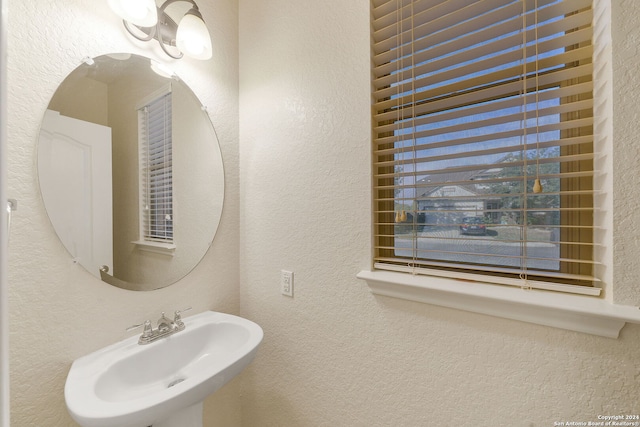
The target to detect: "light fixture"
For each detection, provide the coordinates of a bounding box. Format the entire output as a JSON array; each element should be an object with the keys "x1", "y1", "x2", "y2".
[{"x1": 109, "y1": 0, "x2": 212, "y2": 60}]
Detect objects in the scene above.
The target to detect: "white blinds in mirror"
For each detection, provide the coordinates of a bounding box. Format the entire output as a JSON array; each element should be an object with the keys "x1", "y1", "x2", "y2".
[{"x1": 139, "y1": 91, "x2": 173, "y2": 243}]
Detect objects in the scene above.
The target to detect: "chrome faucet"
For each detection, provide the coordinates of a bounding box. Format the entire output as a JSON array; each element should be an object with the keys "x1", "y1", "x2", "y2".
[{"x1": 127, "y1": 307, "x2": 192, "y2": 345}]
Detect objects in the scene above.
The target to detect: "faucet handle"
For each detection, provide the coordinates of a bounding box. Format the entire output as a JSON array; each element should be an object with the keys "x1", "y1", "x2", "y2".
[
  {"x1": 127, "y1": 320, "x2": 153, "y2": 337},
  {"x1": 174, "y1": 307, "x2": 192, "y2": 323}
]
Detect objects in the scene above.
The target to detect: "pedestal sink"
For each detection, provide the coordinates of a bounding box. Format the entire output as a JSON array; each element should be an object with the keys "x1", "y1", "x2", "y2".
[{"x1": 64, "y1": 311, "x2": 263, "y2": 427}]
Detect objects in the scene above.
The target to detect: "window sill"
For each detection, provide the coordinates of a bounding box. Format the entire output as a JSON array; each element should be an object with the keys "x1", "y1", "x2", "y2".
[
  {"x1": 132, "y1": 240, "x2": 176, "y2": 256},
  {"x1": 356, "y1": 270, "x2": 640, "y2": 338}
]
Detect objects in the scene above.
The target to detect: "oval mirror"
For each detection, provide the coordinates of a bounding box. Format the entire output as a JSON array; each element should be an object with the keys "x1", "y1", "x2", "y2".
[{"x1": 37, "y1": 53, "x2": 224, "y2": 291}]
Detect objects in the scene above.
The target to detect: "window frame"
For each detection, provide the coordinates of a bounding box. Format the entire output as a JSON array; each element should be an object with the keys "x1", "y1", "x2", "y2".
[
  {"x1": 132, "y1": 84, "x2": 176, "y2": 255},
  {"x1": 372, "y1": 0, "x2": 596, "y2": 291},
  {"x1": 357, "y1": 0, "x2": 640, "y2": 338}
]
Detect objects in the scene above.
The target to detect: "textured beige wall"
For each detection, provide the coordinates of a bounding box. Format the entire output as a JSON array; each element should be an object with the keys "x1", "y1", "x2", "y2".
[
  {"x1": 612, "y1": 0, "x2": 640, "y2": 305},
  {"x1": 239, "y1": 1, "x2": 640, "y2": 426},
  {"x1": 7, "y1": 0, "x2": 240, "y2": 426}
]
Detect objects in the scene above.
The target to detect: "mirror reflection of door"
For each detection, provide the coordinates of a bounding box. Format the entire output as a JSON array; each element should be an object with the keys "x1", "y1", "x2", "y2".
[{"x1": 38, "y1": 109, "x2": 113, "y2": 278}]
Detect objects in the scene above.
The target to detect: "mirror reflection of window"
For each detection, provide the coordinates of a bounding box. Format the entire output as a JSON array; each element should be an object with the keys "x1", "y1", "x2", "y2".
[{"x1": 138, "y1": 86, "x2": 174, "y2": 246}]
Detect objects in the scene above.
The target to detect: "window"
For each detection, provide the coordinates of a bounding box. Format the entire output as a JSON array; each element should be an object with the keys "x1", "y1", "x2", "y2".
[
  {"x1": 137, "y1": 86, "x2": 174, "y2": 250},
  {"x1": 371, "y1": 0, "x2": 596, "y2": 295}
]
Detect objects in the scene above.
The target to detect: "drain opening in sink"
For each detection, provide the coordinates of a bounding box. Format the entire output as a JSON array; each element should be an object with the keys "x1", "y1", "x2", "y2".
[{"x1": 167, "y1": 378, "x2": 186, "y2": 388}]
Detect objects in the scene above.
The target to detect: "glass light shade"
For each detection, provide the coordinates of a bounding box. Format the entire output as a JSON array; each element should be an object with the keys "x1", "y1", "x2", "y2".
[
  {"x1": 108, "y1": 0, "x2": 158, "y2": 27},
  {"x1": 176, "y1": 12, "x2": 212, "y2": 60}
]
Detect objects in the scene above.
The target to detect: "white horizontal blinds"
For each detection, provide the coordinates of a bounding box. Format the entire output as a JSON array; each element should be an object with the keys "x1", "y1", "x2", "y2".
[
  {"x1": 140, "y1": 92, "x2": 173, "y2": 243},
  {"x1": 372, "y1": 0, "x2": 596, "y2": 292}
]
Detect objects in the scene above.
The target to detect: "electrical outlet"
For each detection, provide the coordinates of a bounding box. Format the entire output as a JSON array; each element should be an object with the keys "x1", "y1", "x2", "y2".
[{"x1": 281, "y1": 270, "x2": 294, "y2": 297}]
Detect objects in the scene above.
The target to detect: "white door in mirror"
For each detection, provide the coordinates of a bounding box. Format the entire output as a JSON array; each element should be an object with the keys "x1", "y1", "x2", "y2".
[{"x1": 38, "y1": 110, "x2": 113, "y2": 278}]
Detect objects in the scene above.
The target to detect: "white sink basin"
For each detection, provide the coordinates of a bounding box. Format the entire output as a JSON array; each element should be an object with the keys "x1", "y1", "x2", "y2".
[{"x1": 65, "y1": 311, "x2": 263, "y2": 427}]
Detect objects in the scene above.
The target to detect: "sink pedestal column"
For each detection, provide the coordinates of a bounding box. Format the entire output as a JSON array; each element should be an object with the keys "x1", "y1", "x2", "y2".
[{"x1": 152, "y1": 402, "x2": 203, "y2": 427}]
